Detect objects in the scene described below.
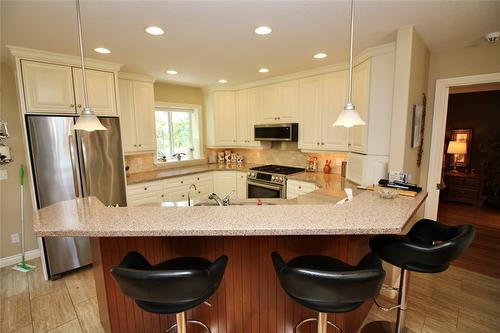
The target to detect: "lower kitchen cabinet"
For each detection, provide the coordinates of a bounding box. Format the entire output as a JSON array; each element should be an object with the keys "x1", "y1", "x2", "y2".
[
  {"x1": 286, "y1": 180, "x2": 317, "y2": 199},
  {"x1": 236, "y1": 172, "x2": 247, "y2": 199},
  {"x1": 213, "y1": 171, "x2": 238, "y2": 198}
]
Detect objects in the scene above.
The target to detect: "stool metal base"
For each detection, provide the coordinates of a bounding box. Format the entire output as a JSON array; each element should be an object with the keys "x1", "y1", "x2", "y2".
[
  {"x1": 360, "y1": 320, "x2": 415, "y2": 333},
  {"x1": 294, "y1": 312, "x2": 343, "y2": 333},
  {"x1": 165, "y1": 312, "x2": 212, "y2": 333}
]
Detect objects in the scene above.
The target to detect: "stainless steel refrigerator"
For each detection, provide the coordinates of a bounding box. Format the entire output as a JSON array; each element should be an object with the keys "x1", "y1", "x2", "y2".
[{"x1": 26, "y1": 116, "x2": 126, "y2": 279}]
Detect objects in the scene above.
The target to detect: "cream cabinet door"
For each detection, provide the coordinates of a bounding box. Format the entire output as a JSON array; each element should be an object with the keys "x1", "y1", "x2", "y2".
[
  {"x1": 214, "y1": 91, "x2": 237, "y2": 145},
  {"x1": 73, "y1": 68, "x2": 117, "y2": 116},
  {"x1": 213, "y1": 171, "x2": 237, "y2": 197},
  {"x1": 349, "y1": 60, "x2": 371, "y2": 153},
  {"x1": 236, "y1": 172, "x2": 247, "y2": 199},
  {"x1": 118, "y1": 79, "x2": 137, "y2": 152},
  {"x1": 298, "y1": 75, "x2": 324, "y2": 150},
  {"x1": 261, "y1": 84, "x2": 280, "y2": 122},
  {"x1": 278, "y1": 80, "x2": 299, "y2": 122},
  {"x1": 236, "y1": 89, "x2": 249, "y2": 145},
  {"x1": 133, "y1": 81, "x2": 156, "y2": 151},
  {"x1": 21, "y1": 61, "x2": 76, "y2": 114},
  {"x1": 246, "y1": 87, "x2": 263, "y2": 146},
  {"x1": 323, "y1": 71, "x2": 349, "y2": 151}
]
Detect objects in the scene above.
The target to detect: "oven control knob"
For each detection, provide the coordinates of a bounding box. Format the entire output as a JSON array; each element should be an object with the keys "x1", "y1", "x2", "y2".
[
  {"x1": 271, "y1": 176, "x2": 276, "y2": 181},
  {"x1": 278, "y1": 177, "x2": 283, "y2": 183}
]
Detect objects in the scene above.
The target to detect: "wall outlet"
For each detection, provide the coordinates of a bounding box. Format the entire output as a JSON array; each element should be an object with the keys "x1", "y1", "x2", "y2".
[
  {"x1": 11, "y1": 233, "x2": 20, "y2": 243},
  {"x1": 0, "y1": 169, "x2": 7, "y2": 180}
]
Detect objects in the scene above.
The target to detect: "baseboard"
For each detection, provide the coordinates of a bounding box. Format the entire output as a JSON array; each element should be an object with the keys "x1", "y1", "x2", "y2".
[{"x1": 0, "y1": 248, "x2": 41, "y2": 268}]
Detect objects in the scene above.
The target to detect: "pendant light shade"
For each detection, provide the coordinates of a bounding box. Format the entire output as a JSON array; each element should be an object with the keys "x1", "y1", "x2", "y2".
[
  {"x1": 73, "y1": 108, "x2": 107, "y2": 131},
  {"x1": 73, "y1": 0, "x2": 106, "y2": 132},
  {"x1": 332, "y1": 103, "x2": 366, "y2": 128},
  {"x1": 333, "y1": 0, "x2": 366, "y2": 128}
]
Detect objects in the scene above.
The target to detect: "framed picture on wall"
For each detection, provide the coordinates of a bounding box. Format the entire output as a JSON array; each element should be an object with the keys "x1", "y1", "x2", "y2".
[
  {"x1": 411, "y1": 104, "x2": 424, "y2": 148},
  {"x1": 450, "y1": 129, "x2": 472, "y2": 167}
]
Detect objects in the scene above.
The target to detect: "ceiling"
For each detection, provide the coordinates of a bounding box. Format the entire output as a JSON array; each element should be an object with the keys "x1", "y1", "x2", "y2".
[{"x1": 2, "y1": 1, "x2": 500, "y2": 87}]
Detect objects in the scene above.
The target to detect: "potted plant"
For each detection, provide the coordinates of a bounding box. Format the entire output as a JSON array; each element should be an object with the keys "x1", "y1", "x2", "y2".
[{"x1": 479, "y1": 139, "x2": 500, "y2": 208}]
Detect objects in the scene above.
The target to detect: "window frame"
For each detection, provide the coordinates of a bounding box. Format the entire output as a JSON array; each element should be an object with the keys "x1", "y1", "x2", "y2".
[{"x1": 154, "y1": 102, "x2": 203, "y2": 164}]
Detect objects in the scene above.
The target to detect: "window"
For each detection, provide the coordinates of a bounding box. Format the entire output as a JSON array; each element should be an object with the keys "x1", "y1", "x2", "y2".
[{"x1": 155, "y1": 106, "x2": 201, "y2": 162}]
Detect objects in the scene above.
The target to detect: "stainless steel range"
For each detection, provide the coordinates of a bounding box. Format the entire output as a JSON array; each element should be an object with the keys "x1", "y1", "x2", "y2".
[{"x1": 247, "y1": 165, "x2": 305, "y2": 199}]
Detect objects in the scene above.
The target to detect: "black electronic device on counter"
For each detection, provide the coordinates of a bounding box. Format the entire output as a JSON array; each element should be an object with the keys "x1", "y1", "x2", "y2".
[{"x1": 378, "y1": 179, "x2": 422, "y2": 193}]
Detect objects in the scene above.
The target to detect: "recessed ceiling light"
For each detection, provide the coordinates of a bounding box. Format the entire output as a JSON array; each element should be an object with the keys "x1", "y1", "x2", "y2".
[
  {"x1": 145, "y1": 26, "x2": 165, "y2": 36},
  {"x1": 94, "y1": 47, "x2": 111, "y2": 54},
  {"x1": 258, "y1": 68, "x2": 270, "y2": 73},
  {"x1": 218, "y1": 79, "x2": 228, "y2": 84},
  {"x1": 314, "y1": 52, "x2": 328, "y2": 59},
  {"x1": 167, "y1": 70, "x2": 178, "y2": 75},
  {"x1": 254, "y1": 26, "x2": 272, "y2": 35}
]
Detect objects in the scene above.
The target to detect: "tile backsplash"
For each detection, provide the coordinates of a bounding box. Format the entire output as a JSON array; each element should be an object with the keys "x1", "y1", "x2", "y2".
[{"x1": 126, "y1": 143, "x2": 347, "y2": 175}]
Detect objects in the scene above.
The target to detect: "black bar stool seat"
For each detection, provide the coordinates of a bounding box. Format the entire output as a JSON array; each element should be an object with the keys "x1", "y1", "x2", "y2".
[
  {"x1": 362, "y1": 219, "x2": 475, "y2": 333},
  {"x1": 272, "y1": 252, "x2": 385, "y2": 333},
  {"x1": 111, "y1": 251, "x2": 227, "y2": 333}
]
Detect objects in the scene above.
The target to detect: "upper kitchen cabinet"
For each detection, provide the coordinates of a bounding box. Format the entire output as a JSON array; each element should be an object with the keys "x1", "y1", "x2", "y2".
[
  {"x1": 21, "y1": 61, "x2": 76, "y2": 114},
  {"x1": 298, "y1": 71, "x2": 349, "y2": 151},
  {"x1": 73, "y1": 68, "x2": 117, "y2": 116},
  {"x1": 9, "y1": 47, "x2": 123, "y2": 116},
  {"x1": 118, "y1": 75, "x2": 156, "y2": 153},
  {"x1": 206, "y1": 89, "x2": 265, "y2": 148},
  {"x1": 348, "y1": 51, "x2": 395, "y2": 155},
  {"x1": 262, "y1": 80, "x2": 299, "y2": 123},
  {"x1": 236, "y1": 87, "x2": 262, "y2": 147},
  {"x1": 213, "y1": 91, "x2": 237, "y2": 146}
]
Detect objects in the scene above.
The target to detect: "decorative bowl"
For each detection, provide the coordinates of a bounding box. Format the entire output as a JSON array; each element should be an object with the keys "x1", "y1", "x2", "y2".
[{"x1": 375, "y1": 187, "x2": 399, "y2": 199}]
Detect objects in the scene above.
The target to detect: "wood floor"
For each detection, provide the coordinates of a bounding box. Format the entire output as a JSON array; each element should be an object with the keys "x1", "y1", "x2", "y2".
[
  {"x1": 2, "y1": 258, "x2": 499, "y2": 333},
  {"x1": 437, "y1": 201, "x2": 500, "y2": 279}
]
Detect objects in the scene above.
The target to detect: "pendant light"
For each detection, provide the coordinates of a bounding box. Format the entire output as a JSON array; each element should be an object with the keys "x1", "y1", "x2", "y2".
[
  {"x1": 73, "y1": 0, "x2": 106, "y2": 131},
  {"x1": 333, "y1": 0, "x2": 366, "y2": 128}
]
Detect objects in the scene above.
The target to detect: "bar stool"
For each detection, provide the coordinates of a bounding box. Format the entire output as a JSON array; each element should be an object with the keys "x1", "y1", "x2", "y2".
[
  {"x1": 272, "y1": 251, "x2": 385, "y2": 333},
  {"x1": 111, "y1": 251, "x2": 228, "y2": 333},
  {"x1": 361, "y1": 219, "x2": 475, "y2": 333}
]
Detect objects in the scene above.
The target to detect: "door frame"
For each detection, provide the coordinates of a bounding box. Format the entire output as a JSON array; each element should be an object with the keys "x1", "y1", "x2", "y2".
[{"x1": 424, "y1": 71, "x2": 500, "y2": 219}]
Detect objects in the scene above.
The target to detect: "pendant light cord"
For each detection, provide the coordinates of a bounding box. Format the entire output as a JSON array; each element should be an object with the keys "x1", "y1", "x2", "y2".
[
  {"x1": 347, "y1": 0, "x2": 355, "y2": 106},
  {"x1": 75, "y1": 0, "x2": 90, "y2": 112}
]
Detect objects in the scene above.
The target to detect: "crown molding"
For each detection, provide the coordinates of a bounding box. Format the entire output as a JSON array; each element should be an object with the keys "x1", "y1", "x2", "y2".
[
  {"x1": 6, "y1": 45, "x2": 123, "y2": 72},
  {"x1": 206, "y1": 42, "x2": 396, "y2": 92},
  {"x1": 118, "y1": 72, "x2": 155, "y2": 83}
]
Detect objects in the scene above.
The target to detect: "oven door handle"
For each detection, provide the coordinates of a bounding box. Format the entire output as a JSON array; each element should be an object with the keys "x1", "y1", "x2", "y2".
[{"x1": 247, "y1": 180, "x2": 283, "y2": 191}]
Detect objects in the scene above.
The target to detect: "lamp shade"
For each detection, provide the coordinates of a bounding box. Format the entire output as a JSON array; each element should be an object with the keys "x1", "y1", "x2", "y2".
[
  {"x1": 447, "y1": 141, "x2": 467, "y2": 154},
  {"x1": 73, "y1": 113, "x2": 106, "y2": 131},
  {"x1": 333, "y1": 104, "x2": 366, "y2": 128}
]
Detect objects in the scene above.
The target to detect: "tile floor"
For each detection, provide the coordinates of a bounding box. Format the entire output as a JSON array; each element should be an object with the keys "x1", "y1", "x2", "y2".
[{"x1": 1, "y1": 259, "x2": 499, "y2": 332}]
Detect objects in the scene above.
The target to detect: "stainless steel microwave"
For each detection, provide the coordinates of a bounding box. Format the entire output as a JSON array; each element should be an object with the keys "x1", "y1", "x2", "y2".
[{"x1": 254, "y1": 123, "x2": 298, "y2": 142}]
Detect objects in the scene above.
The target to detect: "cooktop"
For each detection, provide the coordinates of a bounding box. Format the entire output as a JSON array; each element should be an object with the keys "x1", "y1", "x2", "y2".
[{"x1": 250, "y1": 164, "x2": 306, "y2": 175}]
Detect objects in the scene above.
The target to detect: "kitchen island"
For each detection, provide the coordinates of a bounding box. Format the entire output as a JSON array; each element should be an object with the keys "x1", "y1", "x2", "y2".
[{"x1": 33, "y1": 175, "x2": 426, "y2": 333}]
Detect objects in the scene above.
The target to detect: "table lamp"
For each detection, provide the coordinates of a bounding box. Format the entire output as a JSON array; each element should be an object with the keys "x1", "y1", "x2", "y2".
[{"x1": 447, "y1": 141, "x2": 467, "y2": 172}]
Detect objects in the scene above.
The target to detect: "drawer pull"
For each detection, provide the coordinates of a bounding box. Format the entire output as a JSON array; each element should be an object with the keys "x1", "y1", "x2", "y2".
[
  {"x1": 182, "y1": 194, "x2": 185, "y2": 198},
  {"x1": 161, "y1": 194, "x2": 164, "y2": 198},
  {"x1": 144, "y1": 187, "x2": 147, "y2": 191},
  {"x1": 180, "y1": 181, "x2": 184, "y2": 184},
  {"x1": 197, "y1": 177, "x2": 200, "y2": 181},
  {"x1": 198, "y1": 191, "x2": 201, "y2": 194},
  {"x1": 298, "y1": 186, "x2": 302, "y2": 190}
]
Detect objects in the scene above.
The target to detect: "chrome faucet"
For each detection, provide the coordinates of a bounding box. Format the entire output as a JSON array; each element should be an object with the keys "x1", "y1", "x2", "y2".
[
  {"x1": 187, "y1": 184, "x2": 197, "y2": 206},
  {"x1": 222, "y1": 190, "x2": 235, "y2": 206},
  {"x1": 208, "y1": 192, "x2": 224, "y2": 206},
  {"x1": 208, "y1": 191, "x2": 235, "y2": 206}
]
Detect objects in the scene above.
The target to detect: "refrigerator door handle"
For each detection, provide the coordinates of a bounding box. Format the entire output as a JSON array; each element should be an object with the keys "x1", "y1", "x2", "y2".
[
  {"x1": 69, "y1": 132, "x2": 81, "y2": 198},
  {"x1": 76, "y1": 132, "x2": 90, "y2": 197}
]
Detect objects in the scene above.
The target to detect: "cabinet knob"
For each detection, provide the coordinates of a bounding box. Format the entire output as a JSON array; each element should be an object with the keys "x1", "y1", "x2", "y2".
[
  {"x1": 298, "y1": 186, "x2": 302, "y2": 189},
  {"x1": 77, "y1": 104, "x2": 82, "y2": 108},
  {"x1": 180, "y1": 180, "x2": 184, "y2": 184},
  {"x1": 161, "y1": 194, "x2": 164, "y2": 198},
  {"x1": 321, "y1": 142, "x2": 325, "y2": 145},
  {"x1": 317, "y1": 142, "x2": 320, "y2": 145},
  {"x1": 197, "y1": 177, "x2": 200, "y2": 181},
  {"x1": 144, "y1": 187, "x2": 147, "y2": 191},
  {"x1": 198, "y1": 191, "x2": 201, "y2": 194},
  {"x1": 70, "y1": 104, "x2": 75, "y2": 108},
  {"x1": 133, "y1": 144, "x2": 137, "y2": 147},
  {"x1": 138, "y1": 144, "x2": 142, "y2": 147},
  {"x1": 182, "y1": 194, "x2": 185, "y2": 198}
]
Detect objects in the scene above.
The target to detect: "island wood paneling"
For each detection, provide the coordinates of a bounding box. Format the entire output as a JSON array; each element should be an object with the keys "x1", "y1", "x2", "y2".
[{"x1": 93, "y1": 235, "x2": 372, "y2": 333}]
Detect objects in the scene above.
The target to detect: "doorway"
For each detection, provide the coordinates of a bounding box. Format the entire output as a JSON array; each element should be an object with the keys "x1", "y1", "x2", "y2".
[{"x1": 426, "y1": 75, "x2": 500, "y2": 278}]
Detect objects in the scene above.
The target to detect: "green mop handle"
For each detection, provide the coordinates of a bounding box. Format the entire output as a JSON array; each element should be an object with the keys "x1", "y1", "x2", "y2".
[{"x1": 19, "y1": 165, "x2": 25, "y2": 264}]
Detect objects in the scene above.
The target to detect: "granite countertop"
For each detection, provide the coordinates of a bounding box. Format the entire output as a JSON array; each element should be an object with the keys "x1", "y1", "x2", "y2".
[
  {"x1": 126, "y1": 163, "x2": 261, "y2": 185},
  {"x1": 33, "y1": 188, "x2": 427, "y2": 237}
]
